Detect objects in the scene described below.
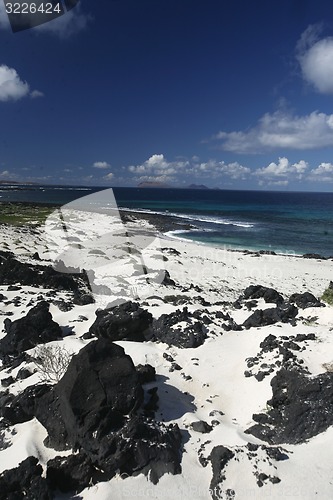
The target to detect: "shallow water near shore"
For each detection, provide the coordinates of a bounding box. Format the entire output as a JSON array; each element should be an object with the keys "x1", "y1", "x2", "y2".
[{"x1": 1, "y1": 185, "x2": 333, "y2": 256}]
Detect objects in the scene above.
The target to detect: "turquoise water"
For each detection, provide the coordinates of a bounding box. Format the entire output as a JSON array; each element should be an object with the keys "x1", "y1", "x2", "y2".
[{"x1": 1, "y1": 185, "x2": 333, "y2": 256}]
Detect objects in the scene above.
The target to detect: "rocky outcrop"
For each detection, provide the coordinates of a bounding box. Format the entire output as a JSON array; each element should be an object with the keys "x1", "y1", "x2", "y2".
[
  {"x1": 151, "y1": 307, "x2": 207, "y2": 348},
  {"x1": 0, "y1": 250, "x2": 93, "y2": 304},
  {"x1": 241, "y1": 285, "x2": 284, "y2": 305},
  {"x1": 88, "y1": 301, "x2": 153, "y2": 341},
  {"x1": 289, "y1": 292, "x2": 322, "y2": 308},
  {"x1": 0, "y1": 456, "x2": 51, "y2": 500},
  {"x1": 246, "y1": 368, "x2": 333, "y2": 444},
  {"x1": 242, "y1": 304, "x2": 298, "y2": 329},
  {"x1": 0, "y1": 301, "x2": 62, "y2": 361}
]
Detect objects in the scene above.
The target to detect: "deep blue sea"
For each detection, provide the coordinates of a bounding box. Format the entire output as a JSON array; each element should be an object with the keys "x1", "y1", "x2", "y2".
[{"x1": 1, "y1": 185, "x2": 333, "y2": 257}]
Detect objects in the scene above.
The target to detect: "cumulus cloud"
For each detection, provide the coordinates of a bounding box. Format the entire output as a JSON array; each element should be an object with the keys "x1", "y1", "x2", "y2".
[
  {"x1": 93, "y1": 161, "x2": 111, "y2": 169},
  {"x1": 104, "y1": 172, "x2": 114, "y2": 180},
  {"x1": 0, "y1": 65, "x2": 30, "y2": 102},
  {"x1": 297, "y1": 25, "x2": 333, "y2": 94},
  {"x1": 128, "y1": 154, "x2": 250, "y2": 184},
  {"x1": 211, "y1": 110, "x2": 333, "y2": 153},
  {"x1": 255, "y1": 157, "x2": 309, "y2": 180},
  {"x1": 308, "y1": 162, "x2": 333, "y2": 182}
]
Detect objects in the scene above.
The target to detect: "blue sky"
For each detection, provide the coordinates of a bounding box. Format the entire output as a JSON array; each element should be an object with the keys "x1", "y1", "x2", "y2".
[{"x1": 0, "y1": 0, "x2": 333, "y2": 191}]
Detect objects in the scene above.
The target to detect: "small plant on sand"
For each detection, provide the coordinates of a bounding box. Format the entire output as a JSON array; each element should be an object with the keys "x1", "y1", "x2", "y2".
[
  {"x1": 321, "y1": 283, "x2": 333, "y2": 305},
  {"x1": 33, "y1": 344, "x2": 73, "y2": 383}
]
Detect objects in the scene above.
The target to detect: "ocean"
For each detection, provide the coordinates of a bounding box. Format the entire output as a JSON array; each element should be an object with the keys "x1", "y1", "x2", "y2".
[{"x1": 1, "y1": 185, "x2": 333, "y2": 257}]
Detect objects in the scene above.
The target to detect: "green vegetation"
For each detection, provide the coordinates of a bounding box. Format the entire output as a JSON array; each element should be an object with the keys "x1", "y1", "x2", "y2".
[
  {"x1": 321, "y1": 286, "x2": 333, "y2": 306},
  {"x1": 0, "y1": 202, "x2": 55, "y2": 226}
]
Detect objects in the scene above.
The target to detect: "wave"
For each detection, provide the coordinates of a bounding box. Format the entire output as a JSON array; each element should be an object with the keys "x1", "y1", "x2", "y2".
[{"x1": 119, "y1": 206, "x2": 255, "y2": 228}]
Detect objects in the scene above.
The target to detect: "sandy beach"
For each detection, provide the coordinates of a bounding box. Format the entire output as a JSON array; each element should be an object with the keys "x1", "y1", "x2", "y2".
[{"x1": 0, "y1": 206, "x2": 333, "y2": 499}]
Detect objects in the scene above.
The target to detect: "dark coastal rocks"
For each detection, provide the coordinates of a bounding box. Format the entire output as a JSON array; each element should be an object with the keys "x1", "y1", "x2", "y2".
[
  {"x1": 136, "y1": 363, "x2": 156, "y2": 384},
  {"x1": 209, "y1": 446, "x2": 235, "y2": 500},
  {"x1": 151, "y1": 307, "x2": 207, "y2": 348},
  {"x1": 289, "y1": 292, "x2": 322, "y2": 309},
  {"x1": 191, "y1": 420, "x2": 213, "y2": 433},
  {"x1": 2, "y1": 384, "x2": 50, "y2": 425},
  {"x1": 302, "y1": 253, "x2": 326, "y2": 259},
  {"x1": 0, "y1": 301, "x2": 62, "y2": 360},
  {"x1": 246, "y1": 368, "x2": 333, "y2": 444},
  {"x1": 36, "y1": 338, "x2": 143, "y2": 450},
  {"x1": 0, "y1": 456, "x2": 51, "y2": 500},
  {"x1": 162, "y1": 270, "x2": 176, "y2": 286},
  {"x1": 241, "y1": 285, "x2": 284, "y2": 305},
  {"x1": 242, "y1": 304, "x2": 298, "y2": 329},
  {"x1": 88, "y1": 301, "x2": 153, "y2": 342},
  {"x1": 0, "y1": 250, "x2": 93, "y2": 303}
]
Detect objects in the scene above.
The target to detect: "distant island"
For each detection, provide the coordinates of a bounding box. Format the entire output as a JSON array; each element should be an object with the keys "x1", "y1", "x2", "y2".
[{"x1": 137, "y1": 181, "x2": 211, "y2": 190}]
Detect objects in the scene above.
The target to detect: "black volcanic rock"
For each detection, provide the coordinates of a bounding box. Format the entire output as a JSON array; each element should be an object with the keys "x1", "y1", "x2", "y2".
[
  {"x1": 0, "y1": 301, "x2": 62, "y2": 360},
  {"x1": 209, "y1": 446, "x2": 235, "y2": 500},
  {"x1": 241, "y1": 285, "x2": 284, "y2": 305},
  {"x1": 246, "y1": 369, "x2": 333, "y2": 444},
  {"x1": 0, "y1": 456, "x2": 51, "y2": 500},
  {"x1": 0, "y1": 250, "x2": 92, "y2": 303},
  {"x1": 2, "y1": 384, "x2": 50, "y2": 425},
  {"x1": 88, "y1": 302, "x2": 153, "y2": 342},
  {"x1": 191, "y1": 420, "x2": 213, "y2": 433},
  {"x1": 243, "y1": 304, "x2": 298, "y2": 329},
  {"x1": 152, "y1": 307, "x2": 207, "y2": 348},
  {"x1": 289, "y1": 292, "x2": 322, "y2": 309},
  {"x1": 36, "y1": 338, "x2": 143, "y2": 450},
  {"x1": 136, "y1": 364, "x2": 156, "y2": 384}
]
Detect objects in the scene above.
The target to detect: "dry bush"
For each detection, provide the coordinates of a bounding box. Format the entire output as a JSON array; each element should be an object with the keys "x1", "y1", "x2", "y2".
[{"x1": 33, "y1": 344, "x2": 73, "y2": 383}]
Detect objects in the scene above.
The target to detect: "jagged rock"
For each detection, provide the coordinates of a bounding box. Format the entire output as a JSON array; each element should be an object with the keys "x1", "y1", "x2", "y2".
[
  {"x1": 0, "y1": 456, "x2": 51, "y2": 500},
  {"x1": 241, "y1": 285, "x2": 284, "y2": 305},
  {"x1": 209, "y1": 446, "x2": 235, "y2": 500},
  {"x1": 246, "y1": 369, "x2": 333, "y2": 444},
  {"x1": 16, "y1": 367, "x2": 34, "y2": 380},
  {"x1": 162, "y1": 270, "x2": 176, "y2": 286},
  {"x1": 191, "y1": 420, "x2": 213, "y2": 433},
  {"x1": 289, "y1": 292, "x2": 322, "y2": 309},
  {"x1": 152, "y1": 307, "x2": 207, "y2": 348},
  {"x1": 302, "y1": 253, "x2": 326, "y2": 259},
  {"x1": 1, "y1": 376, "x2": 14, "y2": 388},
  {"x1": 259, "y1": 334, "x2": 279, "y2": 352},
  {"x1": 136, "y1": 364, "x2": 156, "y2": 384},
  {"x1": 0, "y1": 301, "x2": 62, "y2": 360},
  {"x1": 0, "y1": 251, "x2": 92, "y2": 303},
  {"x1": 35, "y1": 338, "x2": 143, "y2": 450},
  {"x1": 2, "y1": 384, "x2": 50, "y2": 425},
  {"x1": 88, "y1": 302, "x2": 153, "y2": 342},
  {"x1": 243, "y1": 304, "x2": 298, "y2": 329},
  {"x1": 46, "y1": 452, "x2": 103, "y2": 493}
]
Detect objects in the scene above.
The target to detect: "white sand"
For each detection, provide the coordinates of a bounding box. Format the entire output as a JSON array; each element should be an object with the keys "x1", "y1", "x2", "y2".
[{"x1": 0, "y1": 212, "x2": 333, "y2": 500}]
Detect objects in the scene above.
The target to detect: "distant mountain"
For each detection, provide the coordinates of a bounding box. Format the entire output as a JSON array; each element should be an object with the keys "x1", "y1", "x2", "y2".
[
  {"x1": 187, "y1": 184, "x2": 209, "y2": 190},
  {"x1": 137, "y1": 181, "x2": 171, "y2": 188}
]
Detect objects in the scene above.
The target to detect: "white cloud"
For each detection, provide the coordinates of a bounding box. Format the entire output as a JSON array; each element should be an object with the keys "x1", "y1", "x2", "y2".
[
  {"x1": 93, "y1": 161, "x2": 111, "y2": 169},
  {"x1": 253, "y1": 156, "x2": 309, "y2": 186},
  {"x1": 30, "y1": 89, "x2": 44, "y2": 99},
  {"x1": 0, "y1": 65, "x2": 30, "y2": 102},
  {"x1": 297, "y1": 25, "x2": 333, "y2": 94},
  {"x1": 212, "y1": 110, "x2": 333, "y2": 153},
  {"x1": 104, "y1": 172, "x2": 114, "y2": 180},
  {"x1": 128, "y1": 154, "x2": 187, "y2": 183},
  {"x1": 254, "y1": 157, "x2": 309, "y2": 181},
  {"x1": 0, "y1": 170, "x2": 10, "y2": 178},
  {"x1": 308, "y1": 162, "x2": 333, "y2": 182}
]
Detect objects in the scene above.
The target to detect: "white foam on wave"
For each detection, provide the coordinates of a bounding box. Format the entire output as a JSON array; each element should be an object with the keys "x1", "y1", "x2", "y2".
[{"x1": 120, "y1": 206, "x2": 255, "y2": 228}]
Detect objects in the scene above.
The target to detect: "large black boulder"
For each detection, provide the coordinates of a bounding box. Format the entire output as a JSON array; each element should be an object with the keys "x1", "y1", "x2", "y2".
[
  {"x1": 88, "y1": 301, "x2": 153, "y2": 341},
  {"x1": 208, "y1": 446, "x2": 235, "y2": 500},
  {"x1": 36, "y1": 338, "x2": 143, "y2": 450},
  {"x1": 0, "y1": 301, "x2": 62, "y2": 359},
  {"x1": 246, "y1": 368, "x2": 333, "y2": 444},
  {"x1": 0, "y1": 456, "x2": 51, "y2": 500},
  {"x1": 151, "y1": 307, "x2": 207, "y2": 348},
  {"x1": 289, "y1": 292, "x2": 322, "y2": 309},
  {"x1": 2, "y1": 384, "x2": 50, "y2": 425},
  {"x1": 242, "y1": 285, "x2": 284, "y2": 305},
  {"x1": 243, "y1": 304, "x2": 298, "y2": 329}
]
